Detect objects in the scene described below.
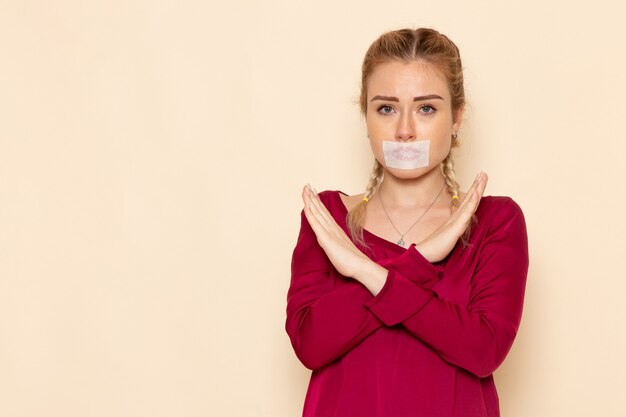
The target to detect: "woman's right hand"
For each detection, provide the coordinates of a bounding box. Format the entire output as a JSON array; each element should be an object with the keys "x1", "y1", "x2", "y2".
[{"x1": 416, "y1": 172, "x2": 488, "y2": 263}]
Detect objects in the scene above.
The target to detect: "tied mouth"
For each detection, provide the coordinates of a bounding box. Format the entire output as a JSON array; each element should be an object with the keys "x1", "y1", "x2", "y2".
[{"x1": 390, "y1": 147, "x2": 422, "y2": 160}]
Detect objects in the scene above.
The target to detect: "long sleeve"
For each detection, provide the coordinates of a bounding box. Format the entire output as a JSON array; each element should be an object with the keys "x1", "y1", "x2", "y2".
[
  {"x1": 285, "y1": 195, "x2": 385, "y2": 370},
  {"x1": 364, "y1": 197, "x2": 529, "y2": 378}
]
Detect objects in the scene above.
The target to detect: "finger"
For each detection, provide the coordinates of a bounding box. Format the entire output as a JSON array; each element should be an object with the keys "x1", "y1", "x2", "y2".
[
  {"x1": 301, "y1": 185, "x2": 308, "y2": 205},
  {"x1": 303, "y1": 190, "x2": 362, "y2": 260},
  {"x1": 306, "y1": 184, "x2": 336, "y2": 227},
  {"x1": 459, "y1": 171, "x2": 484, "y2": 208},
  {"x1": 460, "y1": 186, "x2": 483, "y2": 219},
  {"x1": 454, "y1": 183, "x2": 482, "y2": 220},
  {"x1": 303, "y1": 191, "x2": 329, "y2": 239},
  {"x1": 302, "y1": 186, "x2": 324, "y2": 228},
  {"x1": 469, "y1": 172, "x2": 482, "y2": 194},
  {"x1": 309, "y1": 187, "x2": 352, "y2": 243},
  {"x1": 456, "y1": 172, "x2": 480, "y2": 207},
  {"x1": 304, "y1": 192, "x2": 335, "y2": 240},
  {"x1": 475, "y1": 172, "x2": 488, "y2": 198},
  {"x1": 462, "y1": 173, "x2": 487, "y2": 212},
  {"x1": 304, "y1": 185, "x2": 358, "y2": 246}
]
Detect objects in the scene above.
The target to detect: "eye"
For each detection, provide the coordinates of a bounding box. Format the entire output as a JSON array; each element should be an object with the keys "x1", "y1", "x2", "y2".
[
  {"x1": 419, "y1": 104, "x2": 436, "y2": 114},
  {"x1": 377, "y1": 105, "x2": 395, "y2": 115}
]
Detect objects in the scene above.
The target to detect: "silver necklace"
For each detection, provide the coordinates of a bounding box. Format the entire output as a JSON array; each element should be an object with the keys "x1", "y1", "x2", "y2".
[{"x1": 379, "y1": 181, "x2": 446, "y2": 247}]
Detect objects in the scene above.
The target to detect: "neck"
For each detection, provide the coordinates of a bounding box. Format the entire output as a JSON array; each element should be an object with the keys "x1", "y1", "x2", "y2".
[{"x1": 378, "y1": 167, "x2": 447, "y2": 209}]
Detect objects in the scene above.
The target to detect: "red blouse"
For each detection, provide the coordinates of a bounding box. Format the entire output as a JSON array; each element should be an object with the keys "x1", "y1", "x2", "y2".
[{"x1": 285, "y1": 190, "x2": 529, "y2": 417}]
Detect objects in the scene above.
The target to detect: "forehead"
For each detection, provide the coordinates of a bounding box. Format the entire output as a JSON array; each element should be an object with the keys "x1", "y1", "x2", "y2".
[{"x1": 366, "y1": 60, "x2": 450, "y2": 99}]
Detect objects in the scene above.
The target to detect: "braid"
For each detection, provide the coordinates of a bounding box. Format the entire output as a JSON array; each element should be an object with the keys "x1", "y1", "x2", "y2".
[
  {"x1": 441, "y1": 151, "x2": 477, "y2": 247},
  {"x1": 347, "y1": 159, "x2": 383, "y2": 248},
  {"x1": 364, "y1": 159, "x2": 384, "y2": 200},
  {"x1": 441, "y1": 153, "x2": 461, "y2": 208}
]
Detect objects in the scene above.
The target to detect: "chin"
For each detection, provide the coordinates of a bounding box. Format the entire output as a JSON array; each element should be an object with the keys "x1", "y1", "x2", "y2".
[{"x1": 384, "y1": 165, "x2": 435, "y2": 180}]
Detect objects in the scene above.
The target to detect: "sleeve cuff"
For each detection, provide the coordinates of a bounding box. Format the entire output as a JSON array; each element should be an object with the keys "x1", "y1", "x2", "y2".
[
  {"x1": 364, "y1": 268, "x2": 435, "y2": 326},
  {"x1": 377, "y1": 243, "x2": 443, "y2": 289}
]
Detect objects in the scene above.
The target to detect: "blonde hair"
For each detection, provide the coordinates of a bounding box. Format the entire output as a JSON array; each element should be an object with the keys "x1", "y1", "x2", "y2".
[{"x1": 347, "y1": 27, "x2": 477, "y2": 249}]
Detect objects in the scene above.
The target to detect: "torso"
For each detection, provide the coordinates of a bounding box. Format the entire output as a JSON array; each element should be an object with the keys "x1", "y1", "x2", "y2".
[{"x1": 339, "y1": 190, "x2": 467, "y2": 247}]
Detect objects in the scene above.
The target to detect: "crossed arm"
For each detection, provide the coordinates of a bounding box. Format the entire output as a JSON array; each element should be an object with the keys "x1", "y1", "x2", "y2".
[{"x1": 285, "y1": 181, "x2": 528, "y2": 377}]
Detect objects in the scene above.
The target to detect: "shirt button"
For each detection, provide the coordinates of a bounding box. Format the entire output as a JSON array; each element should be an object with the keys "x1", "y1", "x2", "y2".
[{"x1": 436, "y1": 271, "x2": 444, "y2": 279}]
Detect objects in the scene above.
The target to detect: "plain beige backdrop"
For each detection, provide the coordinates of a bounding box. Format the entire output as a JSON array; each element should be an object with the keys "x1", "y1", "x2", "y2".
[{"x1": 1, "y1": 1, "x2": 625, "y2": 416}]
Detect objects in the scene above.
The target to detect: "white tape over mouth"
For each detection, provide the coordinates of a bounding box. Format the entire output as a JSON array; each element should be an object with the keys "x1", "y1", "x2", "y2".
[{"x1": 382, "y1": 140, "x2": 430, "y2": 169}]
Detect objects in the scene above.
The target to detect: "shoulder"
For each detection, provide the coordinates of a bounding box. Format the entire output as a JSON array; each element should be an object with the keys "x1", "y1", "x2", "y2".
[
  {"x1": 478, "y1": 195, "x2": 524, "y2": 217},
  {"x1": 313, "y1": 189, "x2": 349, "y2": 214},
  {"x1": 316, "y1": 189, "x2": 363, "y2": 211},
  {"x1": 295, "y1": 189, "x2": 345, "y2": 237},
  {"x1": 477, "y1": 195, "x2": 527, "y2": 239},
  {"x1": 315, "y1": 189, "x2": 339, "y2": 206},
  {"x1": 474, "y1": 195, "x2": 529, "y2": 274}
]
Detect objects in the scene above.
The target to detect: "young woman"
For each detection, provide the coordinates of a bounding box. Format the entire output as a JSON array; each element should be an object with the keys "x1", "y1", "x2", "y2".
[{"x1": 285, "y1": 28, "x2": 529, "y2": 417}]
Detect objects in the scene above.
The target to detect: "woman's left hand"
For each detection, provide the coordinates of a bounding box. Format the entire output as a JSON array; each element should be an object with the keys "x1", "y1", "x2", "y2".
[{"x1": 302, "y1": 184, "x2": 372, "y2": 280}]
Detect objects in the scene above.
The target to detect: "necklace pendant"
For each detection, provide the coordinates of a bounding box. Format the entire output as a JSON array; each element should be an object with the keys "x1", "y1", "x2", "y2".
[{"x1": 397, "y1": 237, "x2": 405, "y2": 247}]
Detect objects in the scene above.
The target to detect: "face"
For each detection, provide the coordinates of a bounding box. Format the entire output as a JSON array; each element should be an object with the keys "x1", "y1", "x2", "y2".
[{"x1": 365, "y1": 60, "x2": 463, "y2": 179}]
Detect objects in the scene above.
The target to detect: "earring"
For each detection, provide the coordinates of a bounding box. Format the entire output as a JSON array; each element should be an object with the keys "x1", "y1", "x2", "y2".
[{"x1": 452, "y1": 132, "x2": 458, "y2": 141}]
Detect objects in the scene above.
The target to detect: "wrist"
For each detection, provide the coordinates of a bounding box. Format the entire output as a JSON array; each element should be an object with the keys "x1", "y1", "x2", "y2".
[
  {"x1": 414, "y1": 242, "x2": 435, "y2": 263},
  {"x1": 354, "y1": 258, "x2": 388, "y2": 296}
]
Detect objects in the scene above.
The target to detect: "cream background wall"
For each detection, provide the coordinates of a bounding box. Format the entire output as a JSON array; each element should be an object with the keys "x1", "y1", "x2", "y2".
[{"x1": 1, "y1": 1, "x2": 625, "y2": 416}]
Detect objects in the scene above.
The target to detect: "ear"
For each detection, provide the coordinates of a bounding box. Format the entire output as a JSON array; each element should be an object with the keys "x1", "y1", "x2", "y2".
[{"x1": 452, "y1": 105, "x2": 465, "y2": 133}]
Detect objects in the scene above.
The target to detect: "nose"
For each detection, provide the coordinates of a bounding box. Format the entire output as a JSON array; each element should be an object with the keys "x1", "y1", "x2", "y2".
[{"x1": 395, "y1": 112, "x2": 416, "y2": 141}]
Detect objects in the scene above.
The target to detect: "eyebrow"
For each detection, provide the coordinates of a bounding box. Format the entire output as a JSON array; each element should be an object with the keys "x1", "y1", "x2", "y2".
[{"x1": 370, "y1": 94, "x2": 444, "y2": 102}]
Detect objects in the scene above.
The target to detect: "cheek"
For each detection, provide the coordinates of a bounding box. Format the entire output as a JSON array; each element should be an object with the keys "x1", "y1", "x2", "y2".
[
  {"x1": 428, "y1": 136, "x2": 453, "y2": 162},
  {"x1": 365, "y1": 116, "x2": 381, "y2": 133},
  {"x1": 425, "y1": 119, "x2": 453, "y2": 142},
  {"x1": 368, "y1": 138, "x2": 383, "y2": 159},
  {"x1": 366, "y1": 119, "x2": 395, "y2": 142},
  {"x1": 420, "y1": 123, "x2": 452, "y2": 159},
  {"x1": 366, "y1": 137, "x2": 387, "y2": 166}
]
